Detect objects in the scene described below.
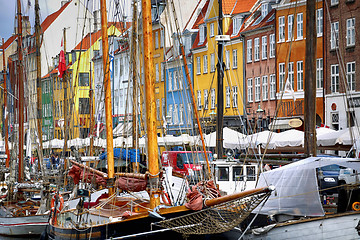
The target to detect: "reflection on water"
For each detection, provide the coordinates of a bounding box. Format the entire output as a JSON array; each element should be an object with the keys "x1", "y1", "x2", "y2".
[{"x1": 0, "y1": 237, "x2": 39, "y2": 240}]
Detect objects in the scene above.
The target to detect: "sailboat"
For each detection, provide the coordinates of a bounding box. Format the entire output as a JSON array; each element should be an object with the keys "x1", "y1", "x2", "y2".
[{"x1": 45, "y1": 0, "x2": 273, "y2": 239}]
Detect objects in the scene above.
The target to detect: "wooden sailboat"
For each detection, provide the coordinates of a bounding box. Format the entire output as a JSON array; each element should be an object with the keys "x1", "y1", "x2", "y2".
[{"x1": 45, "y1": 0, "x2": 273, "y2": 239}]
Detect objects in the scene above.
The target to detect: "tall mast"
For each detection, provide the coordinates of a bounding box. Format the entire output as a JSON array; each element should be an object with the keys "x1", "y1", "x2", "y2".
[
  {"x1": 142, "y1": 0, "x2": 161, "y2": 209},
  {"x1": 62, "y1": 28, "x2": 69, "y2": 162},
  {"x1": 216, "y1": 0, "x2": 224, "y2": 159},
  {"x1": 35, "y1": 0, "x2": 44, "y2": 168},
  {"x1": 2, "y1": 38, "x2": 10, "y2": 168},
  {"x1": 304, "y1": 0, "x2": 317, "y2": 156},
  {"x1": 131, "y1": 0, "x2": 139, "y2": 173},
  {"x1": 89, "y1": 18, "x2": 94, "y2": 156},
  {"x1": 17, "y1": 0, "x2": 24, "y2": 182},
  {"x1": 100, "y1": 0, "x2": 115, "y2": 195}
]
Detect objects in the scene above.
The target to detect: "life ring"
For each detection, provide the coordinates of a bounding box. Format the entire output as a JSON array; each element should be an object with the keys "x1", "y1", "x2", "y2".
[
  {"x1": 51, "y1": 194, "x2": 64, "y2": 211},
  {"x1": 352, "y1": 202, "x2": 360, "y2": 211},
  {"x1": 51, "y1": 207, "x2": 60, "y2": 224},
  {"x1": 161, "y1": 191, "x2": 171, "y2": 205}
]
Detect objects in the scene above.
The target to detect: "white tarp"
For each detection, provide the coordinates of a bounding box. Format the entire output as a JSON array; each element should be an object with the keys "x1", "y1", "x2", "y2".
[
  {"x1": 256, "y1": 157, "x2": 360, "y2": 217},
  {"x1": 247, "y1": 131, "x2": 279, "y2": 149},
  {"x1": 43, "y1": 139, "x2": 64, "y2": 149},
  {"x1": 317, "y1": 127, "x2": 360, "y2": 146},
  {"x1": 201, "y1": 127, "x2": 248, "y2": 149},
  {"x1": 273, "y1": 129, "x2": 304, "y2": 148}
]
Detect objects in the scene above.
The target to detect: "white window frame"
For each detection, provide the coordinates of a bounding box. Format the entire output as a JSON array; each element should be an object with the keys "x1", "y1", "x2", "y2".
[
  {"x1": 155, "y1": 31, "x2": 159, "y2": 49},
  {"x1": 262, "y1": 75, "x2": 268, "y2": 101},
  {"x1": 247, "y1": 39, "x2": 252, "y2": 63},
  {"x1": 347, "y1": 62, "x2": 356, "y2": 92},
  {"x1": 279, "y1": 16, "x2": 285, "y2": 42},
  {"x1": 232, "y1": 86, "x2": 238, "y2": 108},
  {"x1": 210, "y1": 53, "x2": 215, "y2": 72},
  {"x1": 168, "y1": 71, "x2": 173, "y2": 91},
  {"x1": 199, "y1": 25, "x2": 206, "y2": 44},
  {"x1": 160, "y1": 29, "x2": 164, "y2": 48},
  {"x1": 288, "y1": 14, "x2": 294, "y2": 41},
  {"x1": 297, "y1": 61, "x2": 303, "y2": 91},
  {"x1": 211, "y1": 88, "x2": 216, "y2": 109},
  {"x1": 233, "y1": 49, "x2": 238, "y2": 68},
  {"x1": 331, "y1": 0, "x2": 339, "y2": 6},
  {"x1": 297, "y1": 13, "x2": 303, "y2": 40},
  {"x1": 331, "y1": 22, "x2": 339, "y2": 49},
  {"x1": 225, "y1": 50, "x2": 230, "y2": 69},
  {"x1": 162, "y1": 98, "x2": 165, "y2": 119},
  {"x1": 347, "y1": 18, "x2": 355, "y2": 47},
  {"x1": 270, "y1": 34, "x2": 275, "y2": 58},
  {"x1": 279, "y1": 63, "x2": 285, "y2": 91},
  {"x1": 316, "y1": 8, "x2": 323, "y2": 37},
  {"x1": 262, "y1": 36, "x2": 267, "y2": 60},
  {"x1": 187, "y1": 103, "x2": 192, "y2": 124},
  {"x1": 173, "y1": 71, "x2": 178, "y2": 90},
  {"x1": 247, "y1": 78, "x2": 253, "y2": 102},
  {"x1": 155, "y1": 63, "x2": 159, "y2": 82},
  {"x1": 316, "y1": 58, "x2": 323, "y2": 88},
  {"x1": 210, "y1": 22, "x2": 214, "y2": 37},
  {"x1": 203, "y1": 55, "x2": 208, "y2": 73},
  {"x1": 197, "y1": 90, "x2": 202, "y2": 110},
  {"x1": 331, "y1": 64, "x2": 339, "y2": 93},
  {"x1": 196, "y1": 56, "x2": 201, "y2": 75},
  {"x1": 270, "y1": 74, "x2": 276, "y2": 99},
  {"x1": 161, "y1": 63, "x2": 165, "y2": 82},
  {"x1": 255, "y1": 77, "x2": 261, "y2": 102},
  {"x1": 254, "y1": 38, "x2": 260, "y2": 61},
  {"x1": 225, "y1": 86, "x2": 230, "y2": 107},
  {"x1": 156, "y1": 99, "x2": 160, "y2": 120},
  {"x1": 288, "y1": 62, "x2": 294, "y2": 89},
  {"x1": 204, "y1": 89, "x2": 209, "y2": 110},
  {"x1": 179, "y1": 104, "x2": 184, "y2": 124},
  {"x1": 173, "y1": 104, "x2": 179, "y2": 124}
]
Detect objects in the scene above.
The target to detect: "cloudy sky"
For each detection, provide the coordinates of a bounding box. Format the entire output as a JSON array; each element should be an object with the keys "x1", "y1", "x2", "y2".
[{"x1": 0, "y1": 0, "x2": 132, "y2": 40}]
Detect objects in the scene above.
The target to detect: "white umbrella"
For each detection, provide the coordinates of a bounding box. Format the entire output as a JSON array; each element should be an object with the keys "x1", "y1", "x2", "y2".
[
  {"x1": 274, "y1": 129, "x2": 304, "y2": 148},
  {"x1": 67, "y1": 138, "x2": 85, "y2": 148},
  {"x1": 247, "y1": 130, "x2": 279, "y2": 149},
  {"x1": 335, "y1": 127, "x2": 360, "y2": 145}
]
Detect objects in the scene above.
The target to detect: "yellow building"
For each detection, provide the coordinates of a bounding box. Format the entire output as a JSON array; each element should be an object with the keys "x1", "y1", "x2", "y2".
[{"x1": 191, "y1": 0, "x2": 258, "y2": 132}]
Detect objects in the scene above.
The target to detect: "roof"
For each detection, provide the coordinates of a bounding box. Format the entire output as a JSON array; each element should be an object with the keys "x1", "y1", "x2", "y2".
[
  {"x1": 192, "y1": 0, "x2": 210, "y2": 29},
  {"x1": 0, "y1": 35, "x2": 17, "y2": 50},
  {"x1": 241, "y1": 9, "x2": 275, "y2": 35},
  {"x1": 41, "y1": 1, "x2": 71, "y2": 33},
  {"x1": 225, "y1": 0, "x2": 258, "y2": 15}
]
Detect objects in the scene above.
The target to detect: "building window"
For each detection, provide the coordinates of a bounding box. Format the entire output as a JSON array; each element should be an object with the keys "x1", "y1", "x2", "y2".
[
  {"x1": 270, "y1": 74, "x2": 276, "y2": 99},
  {"x1": 225, "y1": 50, "x2": 230, "y2": 69},
  {"x1": 210, "y1": 53, "x2": 215, "y2": 72},
  {"x1": 270, "y1": 34, "x2": 275, "y2": 58},
  {"x1": 262, "y1": 75, "x2": 268, "y2": 101},
  {"x1": 288, "y1": 62, "x2": 294, "y2": 90},
  {"x1": 161, "y1": 63, "x2": 165, "y2": 82},
  {"x1": 331, "y1": 112, "x2": 339, "y2": 130},
  {"x1": 254, "y1": 38, "x2": 260, "y2": 61},
  {"x1": 297, "y1": 13, "x2": 303, "y2": 39},
  {"x1": 160, "y1": 29, "x2": 164, "y2": 48},
  {"x1": 331, "y1": 22, "x2": 339, "y2": 49},
  {"x1": 262, "y1": 36, "x2": 267, "y2": 60},
  {"x1": 247, "y1": 39, "x2": 252, "y2": 63},
  {"x1": 211, "y1": 88, "x2": 216, "y2": 109},
  {"x1": 173, "y1": 104, "x2": 179, "y2": 124},
  {"x1": 196, "y1": 56, "x2": 201, "y2": 75},
  {"x1": 155, "y1": 31, "x2": 159, "y2": 49},
  {"x1": 331, "y1": 64, "x2": 339, "y2": 93},
  {"x1": 168, "y1": 105, "x2": 173, "y2": 124},
  {"x1": 199, "y1": 25, "x2": 206, "y2": 44},
  {"x1": 79, "y1": 98, "x2": 90, "y2": 114},
  {"x1": 162, "y1": 98, "x2": 165, "y2": 119},
  {"x1": 233, "y1": 49, "x2": 238, "y2": 68},
  {"x1": 288, "y1": 14, "x2": 294, "y2": 41},
  {"x1": 210, "y1": 22, "x2": 214, "y2": 37},
  {"x1": 347, "y1": 62, "x2": 356, "y2": 91},
  {"x1": 203, "y1": 55, "x2": 208, "y2": 73},
  {"x1": 79, "y1": 72, "x2": 89, "y2": 86},
  {"x1": 247, "y1": 78, "x2": 253, "y2": 102},
  {"x1": 179, "y1": 104, "x2": 184, "y2": 124},
  {"x1": 173, "y1": 71, "x2": 178, "y2": 90},
  {"x1": 347, "y1": 18, "x2": 355, "y2": 47},
  {"x1": 233, "y1": 86, "x2": 238, "y2": 107},
  {"x1": 316, "y1": 8, "x2": 323, "y2": 37},
  {"x1": 178, "y1": 71, "x2": 183, "y2": 90},
  {"x1": 316, "y1": 58, "x2": 323, "y2": 88},
  {"x1": 197, "y1": 90, "x2": 201, "y2": 110},
  {"x1": 255, "y1": 77, "x2": 261, "y2": 102},
  {"x1": 204, "y1": 89, "x2": 209, "y2": 110},
  {"x1": 279, "y1": 63, "x2": 285, "y2": 91},
  {"x1": 155, "y1": 63, "x2": 159, "y2": 82},
  {"x1": 168, "y1": 71, "x2": 173, "y2": 91},
  {"x1": 156, "y1": 99, "x2": 160, "y2": 120},
  {"x1": 279, "y1": 16, "x2": 285, "y2": 42},
  {"x1": 297, "y1": 61, "x2": 303, "y2": 91},
  {"x1": 331, "y1": 0, "x2": 339, "y2": 6},
  {"x1": 225, "y1": 86, "x2": 230, "y2": 107},
  {"x1": 233, "y1": 16, "x2": 242, "y2": 35}
]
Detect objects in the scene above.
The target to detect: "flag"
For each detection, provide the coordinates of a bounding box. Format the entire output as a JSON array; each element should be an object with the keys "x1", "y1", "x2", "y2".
[{"x1": 58, "y1": 39, "x2": 66, "y2": 78}]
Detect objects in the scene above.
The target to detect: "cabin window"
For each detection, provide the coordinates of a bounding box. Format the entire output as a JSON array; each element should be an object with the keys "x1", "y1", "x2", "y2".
[
  {"x1": 233, "y1": 167, "x2": 244, "y2": 181},
  {"x1": 79, "y1": 72, "x2": 89, "y2": 86},
  {"x1": 79, "y1": 98, "x2": 90, "y2": 114},
  {"x1": 218, "y1": 167, "x2": 229, "y2": 181},
  {"x1": 246, "y1": 166, "x2": 256, "y2": 181},
  {"x1": 176, "y1": 155, "x2": 184, "y2": 169}
]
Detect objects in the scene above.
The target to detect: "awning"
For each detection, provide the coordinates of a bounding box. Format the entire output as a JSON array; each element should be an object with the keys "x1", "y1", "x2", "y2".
[{"x1": 269, "y1": 118, "x2": 303, "y2": 130}]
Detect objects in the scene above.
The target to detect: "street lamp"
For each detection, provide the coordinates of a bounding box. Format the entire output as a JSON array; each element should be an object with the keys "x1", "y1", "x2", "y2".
[
  {"x1": 256, "y1": 104, "x2": 264, "y2": 132},
  {"x1": 209, "y1": 111, "x2": 216, "y2": 123}
]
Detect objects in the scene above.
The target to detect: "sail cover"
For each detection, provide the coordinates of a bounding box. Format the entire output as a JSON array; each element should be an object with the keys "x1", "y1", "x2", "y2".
[{"x1": 256, "y1": 157, "x2": 360, "y2": 217}]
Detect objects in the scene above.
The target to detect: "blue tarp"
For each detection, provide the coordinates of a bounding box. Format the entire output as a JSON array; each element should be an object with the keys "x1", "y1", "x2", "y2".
[{"x1": 99, "y1": 148, "x2": 140, "y2": 163}]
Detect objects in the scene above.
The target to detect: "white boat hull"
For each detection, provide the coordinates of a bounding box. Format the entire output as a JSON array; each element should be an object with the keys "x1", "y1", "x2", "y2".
[
  {"x1": 0, "y1": 214, "x2": 48, "y2": 236},
  {"x1": 242, "y1": 212, "x2": 360, "y2": 240}
]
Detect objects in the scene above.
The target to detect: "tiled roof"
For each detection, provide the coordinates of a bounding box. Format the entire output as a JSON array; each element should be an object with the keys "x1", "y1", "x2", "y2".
[
  {"x1": 241, "y1": 9, "x2": 275, "y2": 35},
  {"x1": 0, "y1": 35, "x2": 17, "y2": 50},
  {"x1": 192, "y1": 0, "x2": 210, "y2": 29},
  {"x1": 225, "y1": 0, "x2": 258, "y2": 15}
]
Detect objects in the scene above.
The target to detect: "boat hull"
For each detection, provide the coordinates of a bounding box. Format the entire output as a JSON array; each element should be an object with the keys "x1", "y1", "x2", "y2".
[
  {"x1": 0, "y1": 214, "x2": 48, "y2": 236},
  {"x1": 242, "y1": 212, "x2": 360, "y2": 240}
]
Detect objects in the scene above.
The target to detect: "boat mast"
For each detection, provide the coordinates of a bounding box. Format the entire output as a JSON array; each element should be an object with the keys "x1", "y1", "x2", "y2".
[
  {"x1": 2, "y1": 38, "x2": 10, "y2": 168},
  {"x1": 131, "y1": 0, "x2": 139, "y2": 173},
  {"x1": 62, "y1": 28, "x2": 69, "y2": 175},
  {"x1": 89, "y1": 18, "x2": 94, "y2": 156},
  {"x1": 216, "y1": 0, "x2": 224, "y2": 159},
  {"x1": 142, "y1": 0, "x2": 161, "y2": 209},
  {"x1": 35, "y1": 0, "x2": 44, "y2": 170},
  {"x1": 100, "y1": 0, "x2": 115, "y2": 195},
  {"x1": 304, "y1": 0, "x2": 317, "y2": 156},
  {"x1": 17, "y1": 0, "x2": 24, "y2": 182}
]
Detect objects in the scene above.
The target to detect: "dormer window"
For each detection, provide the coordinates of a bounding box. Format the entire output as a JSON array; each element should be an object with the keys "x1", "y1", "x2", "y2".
[
  {"x1": 261, "y1": 4, "x2": 269, "y2": 18},
  {"x1": 233, "y1": 16, "x2": 243, "y2": 35},
  {"x1": 199, "y1": 25, "x2": 206, "y2": 44}
]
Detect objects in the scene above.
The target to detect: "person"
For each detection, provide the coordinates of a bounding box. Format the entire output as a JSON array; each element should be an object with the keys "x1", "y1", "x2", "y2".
[
  {"x1": 55, "y1": 155, "x2": 60, "y2": 168},
  {"x1": 51, "y1": 154, "x2": 56, "y2": 169}
]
